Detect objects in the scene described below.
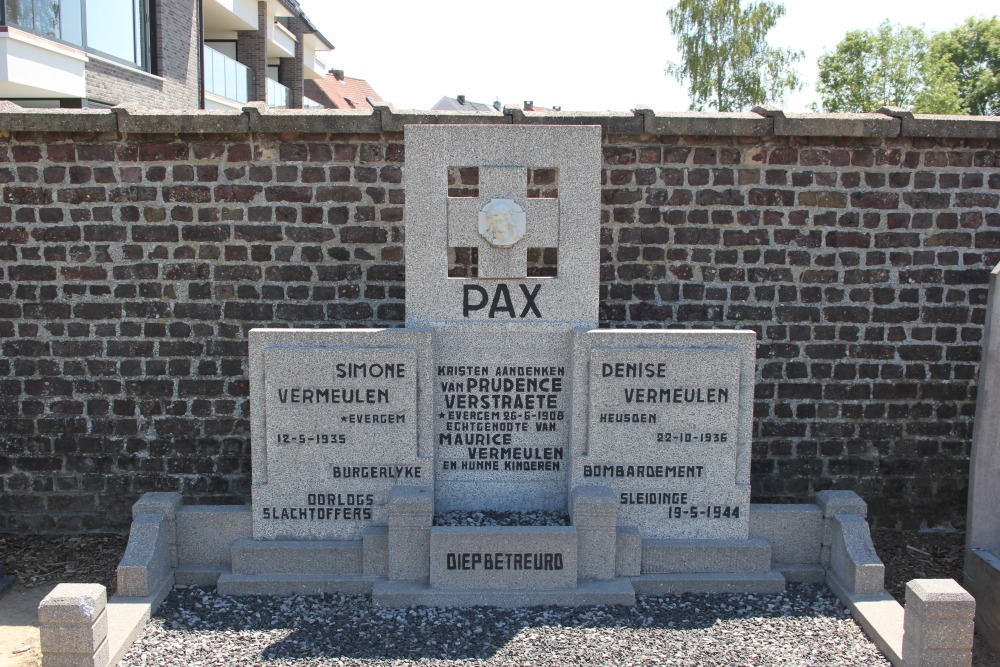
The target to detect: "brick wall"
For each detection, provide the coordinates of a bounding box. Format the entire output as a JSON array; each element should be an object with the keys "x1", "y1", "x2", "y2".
[{"x1": 0, "y1": 107, "x2": 997, "y2": 533}]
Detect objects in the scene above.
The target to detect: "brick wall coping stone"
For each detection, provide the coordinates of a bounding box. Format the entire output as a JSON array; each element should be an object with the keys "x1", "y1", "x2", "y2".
[
  {"x1": 0, "y1": 100, "x2": 118, "y2": 133},
  {"x1": 752, "y1": 106, "x2": 900, "y2": 137},
  {"x1": 0, "y1": 100, "x2": 998, "y2": 139}
]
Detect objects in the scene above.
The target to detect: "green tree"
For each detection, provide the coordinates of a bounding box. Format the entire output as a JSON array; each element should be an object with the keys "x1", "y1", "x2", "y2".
[
  {"x1": 816, "y1": 21, "x2": 929, "y2": 113},
  {"x1": 665, "y1": 0, "x2": 803, "y2": 112},
  {"x1": 914, "y1": 56, "x2": 965, "y2": 114},
  {"x1": 817, "y1": 16, "x2": 999, "y2": 115},
  {"x1": 924, "y1": 17, "x2": 1000, "y2": 115}
]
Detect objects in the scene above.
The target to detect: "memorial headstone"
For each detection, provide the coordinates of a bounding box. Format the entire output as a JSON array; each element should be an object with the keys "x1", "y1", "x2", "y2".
[
  {"x1": 405, "y1": 125, "x2": 601, "y2": 512},
  {"x1": 248, "y1": 329, "x2": 433, "y2": 540},
  {"x1": 231, "y1": 123, "x2": 772, "y2": 602},
  {"x1": 572, "y1": 330, "x2": 754, "y2": 540}
]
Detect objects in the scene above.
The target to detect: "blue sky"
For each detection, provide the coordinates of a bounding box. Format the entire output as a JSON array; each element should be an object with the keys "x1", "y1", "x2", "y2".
[{"x1": 298, "y1": 0, "x2": 994, "y2": 112}]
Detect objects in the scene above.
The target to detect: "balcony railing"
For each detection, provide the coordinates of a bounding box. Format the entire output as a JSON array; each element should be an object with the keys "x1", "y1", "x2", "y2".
[
  {"x1": 303, "y1": 95, "x2": 323, "y2": 109},
  {"x1": 266, "y1": 77, "x2": 290, "y2": 108},
  {"x1": 203, "y1": 45, "x2": 250, "y2": 104}
]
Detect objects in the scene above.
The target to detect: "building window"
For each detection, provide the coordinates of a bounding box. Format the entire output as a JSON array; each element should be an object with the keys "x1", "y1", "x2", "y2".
[
  {"x1": 1, "y1": 0, "x2": 148, "y2": 70},
  {"x1": 84, "y1": 0, "x2": 147, "y2": 67},
  {"x1": 3, "y1": 0, "x2": 84, "y2": 45}
]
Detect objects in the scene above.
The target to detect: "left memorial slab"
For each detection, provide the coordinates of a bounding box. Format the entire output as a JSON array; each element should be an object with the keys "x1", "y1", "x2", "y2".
[{"x1": 249, "y1": 329, "x2": 434, "y2": 540}]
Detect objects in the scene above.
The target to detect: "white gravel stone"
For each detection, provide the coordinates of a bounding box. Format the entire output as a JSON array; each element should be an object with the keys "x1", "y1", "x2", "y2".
[{"x1": 120, "y1": 584, "x2": 890, "y2": 666}]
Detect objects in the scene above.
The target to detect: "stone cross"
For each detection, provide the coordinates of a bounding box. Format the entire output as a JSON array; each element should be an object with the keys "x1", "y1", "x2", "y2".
[
  {"x1": 445, "y1": 166, "x2": 559, "y2": 279},
  {"x1": 404, "y1": 124, "x2": 600, "y2": 327}
]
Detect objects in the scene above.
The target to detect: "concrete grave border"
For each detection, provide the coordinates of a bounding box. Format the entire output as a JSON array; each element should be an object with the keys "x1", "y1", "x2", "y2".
[{"x1": 39, "y1": 489, "x2": 975, "y2": 667}]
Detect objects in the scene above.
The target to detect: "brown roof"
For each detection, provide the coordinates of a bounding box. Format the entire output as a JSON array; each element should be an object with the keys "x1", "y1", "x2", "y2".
[{"x1": 305, "y1": 71, "x2": 384, "y2": 110}]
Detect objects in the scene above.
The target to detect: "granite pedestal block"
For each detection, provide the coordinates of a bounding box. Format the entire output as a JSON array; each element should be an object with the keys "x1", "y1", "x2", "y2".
[
  {"x1": 572, "y1": 486, "x2": 618, "y2": 581},
  {"x1": 903, "y1": 580, "x2": 975, "y2": 667},
  {"x1": 387, "y1": 486, "x2": 433, "y2": 582},
  {"x1": 38, "y1": 584, "x2": 109, "y2": 667},
  {"x1": 430, "y1": 526, "x2": 578, "y2": 591}
]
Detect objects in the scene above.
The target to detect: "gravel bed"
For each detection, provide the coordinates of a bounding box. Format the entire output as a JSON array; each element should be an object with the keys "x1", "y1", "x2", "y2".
[
  {"x1": 120, "y1": 584, "x2": 888, "y2": 667},
  {"x1": 4, "y1": 529, "x2": 998, "y2": 664},
  {"x1": 434, "y1": 510, "x2": 570, "y2": 527}
]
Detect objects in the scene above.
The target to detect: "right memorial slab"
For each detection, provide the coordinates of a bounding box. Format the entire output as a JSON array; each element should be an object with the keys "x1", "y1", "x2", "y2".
[{"x1": 572, "y1": 329, "x2": 756, "y2": 541}]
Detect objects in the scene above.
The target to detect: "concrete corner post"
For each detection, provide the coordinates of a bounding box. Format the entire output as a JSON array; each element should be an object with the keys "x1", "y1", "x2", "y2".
[
  {"x1": 387, "y1": 486, "x2": 433, "y2": 582},
  {"x1": 902, "y1": 579, "x2": 975, "y2": 667},
  {"x1": 827, "y1": 513, "x2": 884, "y2": 596},
  {"x1": 572, "y1": 485, "x2": 618, "y2": 581},
  {"x1": 816, "y1": 489, "x2": 867, "y2": 567},
  {"x1": 131, "y1": 492, "x2": 182, "y2": 567},
  {"x1": 117, "y1": 491, "x2": 181, "y2": 598},
  {"x1": 38, "y1": 583, "x2": 109, "y2": 667}
]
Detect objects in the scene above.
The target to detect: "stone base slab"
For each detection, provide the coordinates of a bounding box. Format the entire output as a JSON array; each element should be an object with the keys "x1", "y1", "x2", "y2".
[
  {"x1": 778, "y1": 563, "x2": 826, "y2": 583},
  {"x1": 123, "y1": 571, "x2": 173, "y2": 613},
  {"x1": 216, "y1": 572, "x2": 375, "y2": 596},
  {"x1": 631, "y1": 570, "x2": 786, "y2": 595},
  {"x1": 231, "y1": 538, "x2": 363, "y2": 575},
  {"x1": 106, "y1": 594, "x2": 161, "y2": 667},
  {"x1": 826, "y1": 573, "x2": 903, "y2": 666},
  {"x1": 174, "y1": 566, "x2": 223, "y2": 587},
  {"x1": 641, "y1": 538, "x2": 771, "y2": 574},
  {"x1": 372, "y1": 578, "x2": 636, "y2": 608}
]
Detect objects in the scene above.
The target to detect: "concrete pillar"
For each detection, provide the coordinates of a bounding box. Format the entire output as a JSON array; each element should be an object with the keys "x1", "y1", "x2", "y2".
[
  {"x1": 902, "y1": 579, "x2": 975, "y2": 667},
  {"x1": 571, "y1": 485, "x2": 618, "y2": 581},
  {"x1": 38, "y1": 583, "x2": 109, "y2": 667},
  {"x1": 387, "y1": 486, "x2": 432, "y2": 582},
  {"x1": 615, "y1": 526, "x2": 641, "y2": 577},
  {"x1": 236, "y1": 1, "x2": 268, "y2": 102}
]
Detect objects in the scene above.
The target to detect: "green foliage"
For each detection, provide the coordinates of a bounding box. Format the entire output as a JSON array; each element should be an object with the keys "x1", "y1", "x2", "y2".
[
  {"x1": 817, "y1": 16, "x2": 1000, "y2": 115},
  {"x1": 914, "y1": 57, "x2": 965, "y2": 114},
  {"x1": 665, "y1": 0, "x2": 803, "y2": 112},
  {"x1": 816, "y1": 21, "x2": 927, "y2": 113},
  {"x1": 925, "y1": 17, "x2": 1000, "y2": 115}
]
